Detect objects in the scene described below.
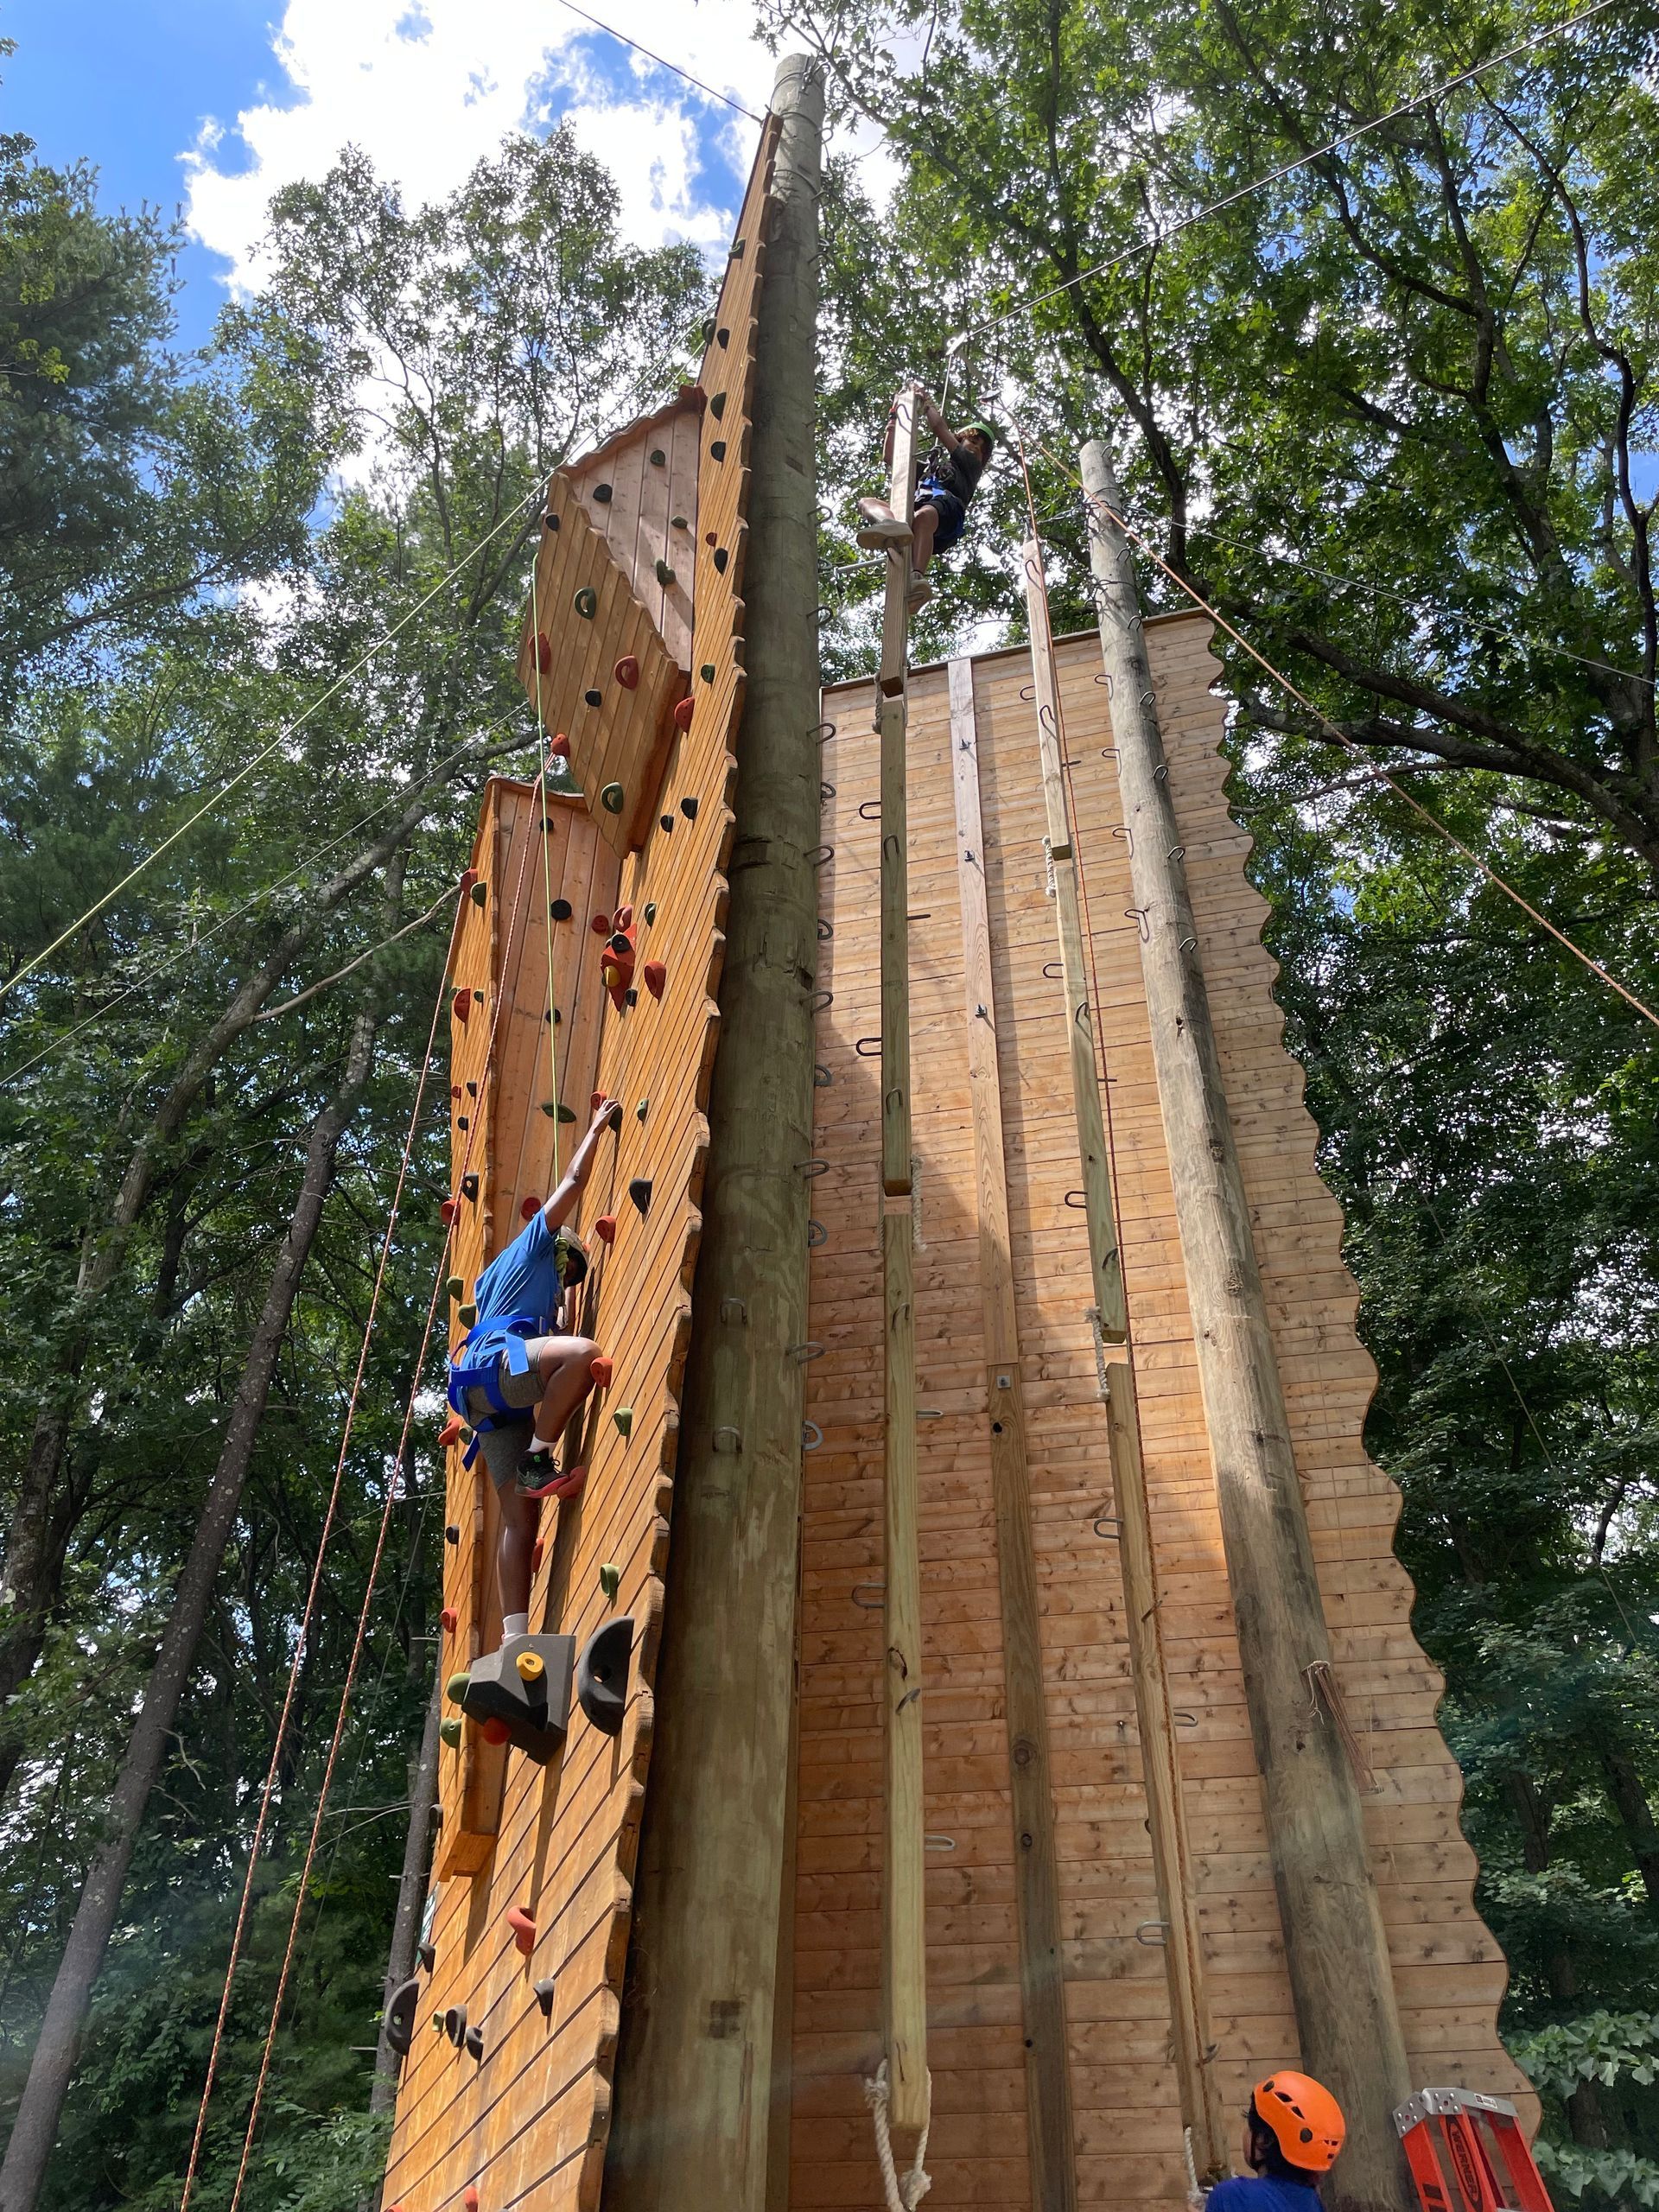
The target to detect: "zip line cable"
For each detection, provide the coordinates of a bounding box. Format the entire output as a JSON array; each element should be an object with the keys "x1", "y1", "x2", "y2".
[
  {"x1": 0, "y1": 481, "x2": 546, "y2": 1014},
  {"x1": 529, "y1": 551, "x2": 565, "y2": 1179},
  {"x1": 1040, "y1": 448, "x2": 1659, "y2": 1033},
  {"x1": 221, "y1": 792, "x2": 549, "y2": 2210},
  {"x1": 550, "y1": 0, "x2": 766, "y2": 122},
  {"x1": 941, "y1": 0, "x2": 1620, "y2": 361}
]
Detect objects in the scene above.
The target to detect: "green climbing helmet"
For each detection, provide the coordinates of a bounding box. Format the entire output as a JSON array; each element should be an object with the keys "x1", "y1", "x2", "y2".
[{"x1": 959, "y1": 420, "x2": 998, "y2": 453}]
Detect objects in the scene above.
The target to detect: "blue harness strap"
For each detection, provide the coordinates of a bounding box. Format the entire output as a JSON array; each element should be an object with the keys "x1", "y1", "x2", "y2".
[{"x1": 448, "y1": 1313, "x2": 543, "y2": 1468}]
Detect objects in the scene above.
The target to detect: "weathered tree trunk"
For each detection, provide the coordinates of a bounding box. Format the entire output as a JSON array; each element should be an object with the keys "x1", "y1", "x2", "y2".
[
  {"x1": 1593, "y1": 1724, "x2": 1659, "y2": 1910},
  {"x1": 0, "y1": 746, "x2": 501, "y2": 1808},
  {"x1": 1506, "y1": 1770, "x2": 1610, "y2": 2147},
  {"x1": 0, "y1": 987, "x2": 384, "y2": 2212},
  {"x1": 371, "y1": 1663, "x2": 442, "y2": 2123}
]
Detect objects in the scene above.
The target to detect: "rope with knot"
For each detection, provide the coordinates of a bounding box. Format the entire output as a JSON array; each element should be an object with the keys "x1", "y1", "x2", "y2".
[{"x1": 864, "y1": 2060, "x2": 932, "y2": 2212}]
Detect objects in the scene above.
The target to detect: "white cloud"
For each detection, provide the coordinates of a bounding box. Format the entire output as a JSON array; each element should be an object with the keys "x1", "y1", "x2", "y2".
[{"x1": 181, "y1": 0, "x2": 785, "y2": 290}]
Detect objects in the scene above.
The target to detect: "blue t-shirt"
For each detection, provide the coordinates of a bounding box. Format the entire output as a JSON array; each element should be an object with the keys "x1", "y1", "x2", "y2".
[
  {"x1": 1208, "y1": 2178, "x2": 1322, "y2": 2212},
  {"x1": 473, "y1": 1211, "x2": 563, "y2": 1333}
]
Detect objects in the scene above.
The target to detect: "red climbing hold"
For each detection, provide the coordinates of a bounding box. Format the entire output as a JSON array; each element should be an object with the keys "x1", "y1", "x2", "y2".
[
  {"x1": 440, "y1": 1197, "x2": 461, "y2": 1226},
  {"x1": 643, "y1": 960, "x2": 666, "y2": 1000},
  {"x1": 594, "y1": 1214, "x2": 616, "y2": 1245},
  {"x1": 453, "y1": 988, "x2": 473, "y2": 1024},
  {"x1": 550, "y1": 1463, "x2": 588, "y2": 1503},
  {"x1": 590, "y1": 912, "x2": 611, "y2": 936},
  {"x1": 465, "y1": 2190, "x2": 480, "y2": 2212},
  {"x1": 441, "y1": 1605, "x2": 458, "y2": 1632},
  {"x1": 590, "y1": 1090, "x2": 606, "y2": 1115},
  {"x1": 673, "y1": 694, "x2": 695, "y2": 732},
  {"x1": 590, "y1": 1354, "x2": 613, "y2": 1389},
  {"x1": 438, "y1": 1414, "x2": 466, "y2": 1450},
  {"x1": 450, "y1": 1084, "x2": 462, "y2": 1100},
  {"x1": 534, "y1": 632, "x2": 553, "y2": 673},
  {"x1": 613, "y1": 654, "x2": 639, "y2": 690},
  {"x1": 531, "y1": 1537, "x2": 544, "y2": 1574},
  {"x1": 614, "y1": 903, "x2": 634, "y2": 931},
  {"x1": 520, "y1": 1193, "x2": 541, "y2": 1222},
  {"x1": 548, "y1": 732, "x2": 570, "y2": 760},
  {"x1": 506, "y1": 1904, "x2": 537, "y2": 1956},
  {"x1": 481, "y1": 1718, "x2": 511, "y2": 1747},
  {"x1": 458, "y1": 868, "x2": 478, "y2": 898}
]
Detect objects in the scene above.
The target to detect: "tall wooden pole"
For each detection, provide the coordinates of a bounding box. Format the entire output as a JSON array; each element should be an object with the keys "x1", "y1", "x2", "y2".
[
  {"x1": 605, "y1": 61, "x2": 823, "y2": 2212},
  {"x1": 878, "y1": 387, "x2": 928, "y2": 2140},
  {"x1": 1079, "y1": 438, "x2": 1413, "y2": 2212}
]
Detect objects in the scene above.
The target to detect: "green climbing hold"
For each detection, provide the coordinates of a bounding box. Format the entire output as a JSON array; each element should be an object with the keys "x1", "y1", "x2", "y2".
[
  {"x1": 613, "y1": 1408, "x2": 633, "y2": 1438},
  {"x1": 671, "y1": 513, "x2": 688, "y2": 529},
  {"x1": 599, "y1": 1563, "x2": 621, "y2": 1600},
  {"x1": 459, "y1": 1303, "x2": 476, "y2": 1327},
  {"x1": 649, "y1": 448, "x2": 665, "y2": 466},
  {"x1": 700, "y1": 664, "x2": 715, "y2": 683},
  {"x1": 574, "y1": 585, "x2": 598, "y2": 619},
  {"x1": 469, "y1": 880, "x2": 487, "y2": 907},
  {"x1": 440, "y1": 1716, "x2": 462, "y2": 1748},
  {"x1": 446, "y1": 1275, "x2": 463, "y2": 1300},
  {"x1": 556, "y1": 1103, "x2": 577, "y2": 1124},
  {"x1": 446, "y1": 1671, "x2": 472, "y2": 1708},
  {"x1": 600, "y1": 782, "x2": 626, "y2": 816}
]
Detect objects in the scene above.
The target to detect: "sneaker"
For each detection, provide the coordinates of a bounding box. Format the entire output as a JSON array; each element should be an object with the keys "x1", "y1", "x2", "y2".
[
  {"x1": 855, "y1": 497, "x2": 912, "y2": 550},
  {"x1": 515, "y1": 1448, "x2": 563, "y2": 1501},
  {"x1": 906, "y1": 569, "x2": 933, "y2": 611}
]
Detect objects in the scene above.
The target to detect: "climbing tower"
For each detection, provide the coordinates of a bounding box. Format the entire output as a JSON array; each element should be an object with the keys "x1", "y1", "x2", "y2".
[{"x1": 384, "y1": 61, "x2": 1534, "y2": 2212}]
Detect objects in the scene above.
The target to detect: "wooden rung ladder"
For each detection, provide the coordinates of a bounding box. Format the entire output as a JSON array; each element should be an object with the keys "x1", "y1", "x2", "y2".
[
  {"x1": 877, "y1": 385, "x2": 927, "y2": 2142},
  {"x1": 1395, "y1": 2088, "x2": 1556, "y2": 2212}
]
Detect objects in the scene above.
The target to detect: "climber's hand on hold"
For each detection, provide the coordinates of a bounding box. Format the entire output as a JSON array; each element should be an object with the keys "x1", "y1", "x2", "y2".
[{"x1": 589, "y1": 1096, "x2": 620, "y2": 1140}]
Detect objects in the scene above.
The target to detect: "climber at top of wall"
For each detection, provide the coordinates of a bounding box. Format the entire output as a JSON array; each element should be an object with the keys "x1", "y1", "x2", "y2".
[
  {"x1": 855, "y1": 390, "x2": 995, "y2": 613},
  {"x1": 447, "y1": 1096, "x2": 619, "y2": 1646},
  {"x1": 1196, "y1": 2074, "x2": 1347, "y2": 2212}
]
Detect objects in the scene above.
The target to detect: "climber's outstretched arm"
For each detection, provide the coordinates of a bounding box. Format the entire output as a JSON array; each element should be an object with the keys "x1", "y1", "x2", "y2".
[{"x1": 542, "y1": 1098, "x2": 618, "y2": 1232}]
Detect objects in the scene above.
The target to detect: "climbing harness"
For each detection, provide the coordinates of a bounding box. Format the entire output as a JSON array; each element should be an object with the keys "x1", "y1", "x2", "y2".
[
  {"x1": 446, "y1": 1314, "x2": 543, "y2": 1465},
  {"x1": 864, "y1": 2060, "x2": 932, "y2": 2212}
]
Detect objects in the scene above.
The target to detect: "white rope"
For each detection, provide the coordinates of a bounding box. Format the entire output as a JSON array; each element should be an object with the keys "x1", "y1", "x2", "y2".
[{"x1": 864, "y1": 2060, "x2": 932, "y2": 2212}]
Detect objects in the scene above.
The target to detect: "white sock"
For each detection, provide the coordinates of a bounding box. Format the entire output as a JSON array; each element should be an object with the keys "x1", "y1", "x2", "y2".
[
  {"x1": 503, "y1": 1611, "x2": 529, "y2": 1641},
  {"x1": 529, "y1": 1433, "x2": 556, "y2": 1456}
]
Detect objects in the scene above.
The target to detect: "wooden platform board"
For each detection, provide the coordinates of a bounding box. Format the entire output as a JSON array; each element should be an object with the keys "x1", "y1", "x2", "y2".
[
  {"x1": 789, "y1": 620, "x2": 1534, "y2": 2210},
  {"x1": 382, "y1": 110, "x2": 781, "y2": 2212}
]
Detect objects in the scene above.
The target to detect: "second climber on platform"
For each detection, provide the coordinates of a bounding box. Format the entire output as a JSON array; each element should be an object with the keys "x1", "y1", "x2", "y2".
[
  {"x1": 1196, "y1": 2074, "x2": 1346, "y2": 2212},
  {"x1": 446, "y1": 1096, "x2": 619, "y2": 1647},
  {"x1": 855, "y1": 390, "x2": 995, "y2": 612}
]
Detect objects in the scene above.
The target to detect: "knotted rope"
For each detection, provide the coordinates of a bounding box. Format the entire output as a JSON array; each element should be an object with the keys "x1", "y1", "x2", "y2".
[{"x1": 864, "y1": 2061, "x2": 932, "y2": 2212}]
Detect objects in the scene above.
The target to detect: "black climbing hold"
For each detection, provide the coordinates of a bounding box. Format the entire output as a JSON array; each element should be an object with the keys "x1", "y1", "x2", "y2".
[
  {"x1": 465, "y1": 2024, "x2": 485, "y2": 2062},
  {"x1": 574, "y1": 585, "x2": 597, "y2": 619},
  {"x1": 445, "y1": 1523, "x2": 461, "y2": 1546},
  {"x1": 461, "y1": 1173, "x2": 480, "y2": 1201},
  {"x1": 655, "y1": 558, "x2": 676, "y2": 586},
  {"x1": 466, "y1": 1081, "x2": 477, "y2": 1097},
  {"x1": 716, "y1": 327, "x2": 729, "y2": 347},
  {"x1": 556, "y1": 1103, "x2": 577, "y2": 1123},
  {"x1": 543, "y1": 511, "x2": 559, "y2": 531},
  {"x1": 534, "y1": 1976, "x2": 557, "y2": 2019},
  {"x1": 659, "y1": 814, "x2": 674, "y2": 834},
  {"x1": 418, "y1": 1940, "x2": 435, "y2": 1974},
  {"x1": 700, "y1": 315, "x2": 715, "y2": 345},
  {"x1": 458, "y1": 1304, "x2": 476, "y2": 1327},
  {"x1": 456, "y1": 1115, "x2": 468, "y2": 1131},
  {"x1": 709, "y1": 439, "x2": 726, "y2": 462},
  {"x1": 625, "y1": 988, "x2": 638, "y2": 1008},
  {"x1": 628, "y1": 1177, "x2": 652, "y2": 1216},
  {"x1": 386, "y1": 1974, "x2": 422, "y2": 2058},
  {"x1": 550, "y1": 898, "x2": 572, "y2": 921},
  {"x1": 600, "y1": 780, "x2": 625, "y2": 813},
  {"x1": 576, "y1": 1616, "x2": 633, "y2": 1737},
  {"x1": 444, "y1": 2003, "x2": 467, "y2": 2046},
  {"x1": 731, "y1": 236, "x2": 745, "y2": 258},
  {"x1": 709, "y1": 391, "x2": 726, "y2": 421},
  {"x1": 649, "y1": 448, "x2": 665, "y2": 466},
  {"x1": 592, "y1": 482, "x2": 613, "y2": 503},
  {"x1": 713, "y1": 546, "x2": 729, "y2": 575},
  {"x1": 608, "y1": 931, "x2": 631, "y2": 957},
  {"x1": 585, "y1": 688, "x2": 602, "y2": 708},
  {"x1": 671, "y1": 512, "x2": 688, "y2": 528},
  {"x1": 643, "y1": 901, "x2": 657, "y2": 925},
  {"x1": 680, "y1": 796, "x2": 699, "y2": 821}
]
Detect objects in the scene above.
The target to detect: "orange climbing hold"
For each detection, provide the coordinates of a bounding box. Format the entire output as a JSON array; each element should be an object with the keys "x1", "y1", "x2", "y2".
[
  {"x1": 613, "y1": 654, "x2": 639, "y2": 690},
  {"x1": 534, "y1": 632, "x2": 553, "y2": 672},
  {"x1": 452, "y1": 988, "x2": 473, "y2": 1023},
  {"x1": 438, "y1": 1414, "x2": 466, "y2": 1450},
  {"x1": 548, "y1": 732, "x2": 570, "y2": 760},
  {"x1": 440, "y1": 1197, "x2": 461, "y2": 1226},
  {"x1": 594, "y1": 1214, "x2": 616, "y2": 1245},
  {"x1": 441, "y1": 1605, "x2": 457, "y2": 1632},
  {"x1": 673, "y1": 694, "x2": 694, "y2": 731},
  {"x1": 458, "y1": 868, "x2": 477, "y2": 898},
  {"x1": 643, "y1": 960, "x2": 666, "y2": 1000},
  {"x1": 589, "y1": 1353, "x2": 613, "y2": 1388},
  {"x1": 465, "y1": 2190, "x2": 480, "y2": 2212},
  {"x1": 506, "y1": 1904, "x2": 537, "y2": 1956}
]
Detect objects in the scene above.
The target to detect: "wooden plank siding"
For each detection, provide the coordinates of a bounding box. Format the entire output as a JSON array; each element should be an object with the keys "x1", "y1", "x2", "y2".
[
  {"x1": 791, "y1": 618, "x2": 1531, "y2": 2211},
  {"x1": 383, "y1": 112, "x2": 781, "y2": 2212}
]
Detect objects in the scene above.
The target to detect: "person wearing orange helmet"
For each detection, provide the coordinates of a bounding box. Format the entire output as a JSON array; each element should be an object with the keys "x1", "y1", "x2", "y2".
[{"x1": 1199, "y1": 2073, "x2": 1347, "y2": 2212}]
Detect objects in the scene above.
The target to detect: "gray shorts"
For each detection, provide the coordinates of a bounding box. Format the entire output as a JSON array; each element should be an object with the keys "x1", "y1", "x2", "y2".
[{"x1": 464, "y1": 1337, "x2": 557, "y2": 1491}]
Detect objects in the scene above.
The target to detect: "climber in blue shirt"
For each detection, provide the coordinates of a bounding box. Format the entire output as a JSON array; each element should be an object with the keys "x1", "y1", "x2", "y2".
[
  {"x1": 1201, "y1": 2075, "x2": 1346, "y2": 2212},
  {"x1": 448, "y1": 1096, "x2": 618, "y2": 1646}
]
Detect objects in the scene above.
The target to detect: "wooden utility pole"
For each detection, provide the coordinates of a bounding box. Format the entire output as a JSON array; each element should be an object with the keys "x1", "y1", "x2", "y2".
[
  {"x1": 1022, "y1": 556, "x2": 1226, "y2": 2183},
  {"x1": 877, "y1": 387, "x2": 928, "y2": 2140},
  {"x1": 1079, "y1": 438, "x2": 1413, "y2": 2212},
  {"x1": 605, "y1": 60, "x2": 823, "y2": 2212}
]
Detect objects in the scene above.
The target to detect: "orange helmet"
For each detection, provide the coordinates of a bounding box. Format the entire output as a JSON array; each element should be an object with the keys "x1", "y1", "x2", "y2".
[{"x1": 1252, "y1": 2072, "x2": 1346, "y2": 2172}]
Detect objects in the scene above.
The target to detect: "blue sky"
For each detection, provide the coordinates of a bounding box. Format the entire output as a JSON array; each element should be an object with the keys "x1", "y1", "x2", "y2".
[{"x1": 3, "y1": 0, "x2": 770, "y2": 352}]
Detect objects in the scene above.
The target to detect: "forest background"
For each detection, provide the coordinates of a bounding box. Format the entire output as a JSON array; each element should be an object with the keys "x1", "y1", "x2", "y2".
[{"x1": 3, "y1": 0, "x2": 1659, "y2": 2205}]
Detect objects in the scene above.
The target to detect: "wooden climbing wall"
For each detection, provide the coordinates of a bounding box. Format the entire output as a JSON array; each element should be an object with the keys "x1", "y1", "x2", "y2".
[
  {"x1": 790, "y1": 617, "x2": 1533, "y2": 2209},
  {"x1": 563, "y1": 395, "x2": 702, "y2": 671},
  {"x1": 383, "y1": 108, "x2": 780, "y2": 2212}
]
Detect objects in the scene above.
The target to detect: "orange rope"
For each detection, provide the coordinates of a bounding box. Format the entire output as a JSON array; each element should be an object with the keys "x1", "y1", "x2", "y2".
[
  {"x1": 1048, "y1": 448, "x2": 1659, "y2": 1035},
  {"x1": 219, "y1": 789, "x2": 550, "y2": 2210}
]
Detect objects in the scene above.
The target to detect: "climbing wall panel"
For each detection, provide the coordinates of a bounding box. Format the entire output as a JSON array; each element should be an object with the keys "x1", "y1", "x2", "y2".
[
  {"x1": 564, "y1": 395, "x2": 701, "y2": 671},
  {"x1": 516, "y1": 473, "x2": 685, "y2": 858},
  {"x1": 791, "y1": 618, "x2": 1530, "y2": 2210},
  {"x1": 384, "y1": 108, "x2": 780, "y2": 2212}
]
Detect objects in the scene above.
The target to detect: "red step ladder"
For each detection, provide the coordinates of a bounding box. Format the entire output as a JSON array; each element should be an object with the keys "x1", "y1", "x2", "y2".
[{"x1": 1395, "y1": 2088, "x2": 1554, "y2": 2212}]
